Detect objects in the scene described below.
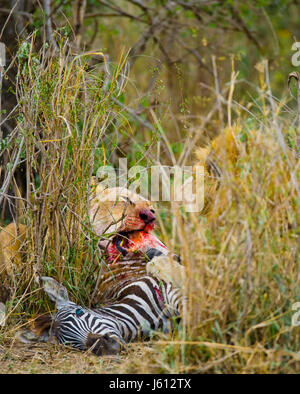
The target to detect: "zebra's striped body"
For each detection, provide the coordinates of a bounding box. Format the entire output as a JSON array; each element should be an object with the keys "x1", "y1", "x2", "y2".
[{"x1": 43, "y1": 270, "x2": 182, "y2": 355}]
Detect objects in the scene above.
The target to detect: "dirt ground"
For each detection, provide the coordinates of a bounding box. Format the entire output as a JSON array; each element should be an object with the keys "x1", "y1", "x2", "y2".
[{"x1": 0, "y1": 341, "x2": 143, "y2": 374}]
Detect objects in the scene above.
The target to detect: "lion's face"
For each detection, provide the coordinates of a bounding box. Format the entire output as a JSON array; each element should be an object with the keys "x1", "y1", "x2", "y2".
[
  {"x1": 89, "y1": 185, "x2": 156, "y2": 238},
  {"x1": 89, "y1": 183, "x2": 168, "y2": 261}
]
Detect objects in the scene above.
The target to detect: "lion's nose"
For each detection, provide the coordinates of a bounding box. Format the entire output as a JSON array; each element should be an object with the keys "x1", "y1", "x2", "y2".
[{"x1": 139, "y1": 209, "x2": 156, "y2": 224}]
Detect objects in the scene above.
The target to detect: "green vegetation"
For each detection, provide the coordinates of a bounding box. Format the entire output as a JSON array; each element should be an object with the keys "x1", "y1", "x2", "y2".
[{"x1": 0, "y1": 0, "x2": 300, "y2": 373}]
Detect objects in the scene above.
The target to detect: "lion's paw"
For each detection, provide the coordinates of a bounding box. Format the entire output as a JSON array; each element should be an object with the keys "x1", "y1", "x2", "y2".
[{"x1": 146, "y1": 255, "x2": 185, "y2": 288}]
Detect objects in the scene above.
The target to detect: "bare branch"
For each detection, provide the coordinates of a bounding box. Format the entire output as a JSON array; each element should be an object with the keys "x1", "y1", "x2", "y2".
[
  {"x1": 226, "y1": 3, "x2": 263, "y2": 53},
  {"x1": 43, "y1": 0, "x2": 58, "y2": 50},
  {"x1": 0, "y1": 8, "x2": 33, "y2": 21},
  {"x1": 73, "y1": 0, "x2": 87, "y2": 49},
  {"x1": 97, "y1": 0, "x2": 145, "y2": 23},
  {"x1": 175, "y1": 37, "x2": 213, "y2": 75}
]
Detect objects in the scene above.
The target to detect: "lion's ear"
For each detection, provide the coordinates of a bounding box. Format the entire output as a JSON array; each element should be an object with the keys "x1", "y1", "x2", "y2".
[
  {"x1": 194, "y1": 147, "x2": 211, "y2": 166},
  {"x1": 89, "y1": 177, "x2": 106, "y2": 202},
  {"x1": 89, "y1": 177, "x2": 98, "y2": 201}
]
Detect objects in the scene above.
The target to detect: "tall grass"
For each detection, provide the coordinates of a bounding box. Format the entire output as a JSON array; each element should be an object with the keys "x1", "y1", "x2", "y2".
[
  {"x1": 1, "y1": 37, "x2": 300, "y2": 373},
  {"x1": 1, "y1": 35, "x2": 132, "y2": 324},
  {"x1": 143, "y1": 65, "x2": 300, "y2": 373}
]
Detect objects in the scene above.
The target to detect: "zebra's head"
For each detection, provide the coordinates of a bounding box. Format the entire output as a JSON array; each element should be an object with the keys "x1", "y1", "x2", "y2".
[{"x1": 40, "y1": 277, "x2": 123, "y2": 355}]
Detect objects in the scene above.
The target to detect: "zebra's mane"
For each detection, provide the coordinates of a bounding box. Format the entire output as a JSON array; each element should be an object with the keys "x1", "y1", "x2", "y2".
[{"x1": 93, "y1": 254, "x2": 149, "y2": 305}]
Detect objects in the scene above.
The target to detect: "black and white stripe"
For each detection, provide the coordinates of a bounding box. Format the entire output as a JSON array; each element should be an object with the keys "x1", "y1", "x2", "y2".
[{"x1": 47, "y1": 274, "x2": 182, "y2": 355}]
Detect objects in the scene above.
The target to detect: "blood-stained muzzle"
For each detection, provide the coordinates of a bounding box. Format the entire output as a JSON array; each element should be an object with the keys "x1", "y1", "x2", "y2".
[{"x1": 139, "y1": 209, "x2": 156, "y2": 224}]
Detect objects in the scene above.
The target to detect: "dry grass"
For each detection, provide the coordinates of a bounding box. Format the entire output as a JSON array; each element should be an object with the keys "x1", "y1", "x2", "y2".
[
  {"x1": 1, "y1": 37, "x2": 300, "y2": 373},
  {"x1": 0, "y1": 341, "x2": 131, "y2": 374}
]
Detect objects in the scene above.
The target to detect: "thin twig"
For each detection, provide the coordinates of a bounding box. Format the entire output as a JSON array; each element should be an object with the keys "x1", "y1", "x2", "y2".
[
  {"x1": 212, "y1": 55, "x2": 224, "y2": 128},
  {"x1": 0, "y1": 136, "x2": 25, "y2": 208},
  {"x1": 43, "y1": 0, "x2": 58, "y2": 50}
]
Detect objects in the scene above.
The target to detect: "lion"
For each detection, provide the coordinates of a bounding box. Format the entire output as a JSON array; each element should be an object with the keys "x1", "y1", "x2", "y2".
[
  {"x1": 194, "y1": 122, "x2": 297, "y2": 227},
  {"x1": 194, "y1": 127, "x2": 239, "y2": 216},
  {"x1": 88, "y1": 179, "x2": 185, "y2": 289},
  {"x1": 16, "y1": 180, "x2": 185, "y2": 345},
  {"x1": 0, "y1": 179, "x2": 185, "y2": 303},
  {"x1": 88, "y1": 179, "x2": 171, "y2": 257},
  {"x1": 0, "y1": 222, "x2": 26, "y2": 302}
]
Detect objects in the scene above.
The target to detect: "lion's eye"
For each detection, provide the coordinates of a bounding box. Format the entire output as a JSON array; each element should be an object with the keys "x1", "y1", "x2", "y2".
[
  {"x1": 150, "y1": 209, "x2": 155, "y2": 214},
  {"x1": 121, "y1": 196, "x2": 134, "y2": 205}
]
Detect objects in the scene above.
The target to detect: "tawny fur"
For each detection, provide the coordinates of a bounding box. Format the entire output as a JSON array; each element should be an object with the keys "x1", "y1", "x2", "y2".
[
  {"x1": 0, "y1": 223, "x2": 26, "y2": 275},
  {"x1": 89, "y1": 178, "x2": 155, "y2": 241},
  {"x1": 2, "y1": 178, "x2": 184, "y2": 303},
  {"x1": 89, "y1": 178, "x2": 184, "y2": 289},
  {"x1": 0, "y1": 223, "x2": 26, "y2": 301},
  {"x1": 146, "y1": 255, "x2": 185, "y2": 289},
  {"x1": 194, "y1": 126, "x2": 241, "y2": 216}
]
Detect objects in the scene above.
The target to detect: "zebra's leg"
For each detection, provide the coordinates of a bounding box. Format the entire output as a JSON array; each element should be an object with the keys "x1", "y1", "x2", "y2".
[
  {"x1": 146, "y1": 255, "x2": 185, "y2": 288},
  {"x1": 16, "y1": 328, "x2": 52, "y2": 344},
  {"x1": 16, "y1": 313, "x2": 57, "y2": 344}
]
